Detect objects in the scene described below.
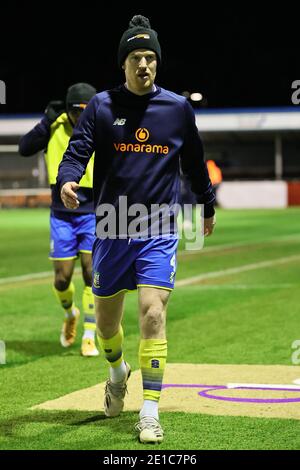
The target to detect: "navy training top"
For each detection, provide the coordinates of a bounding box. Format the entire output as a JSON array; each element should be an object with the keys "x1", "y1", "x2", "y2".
[{"x1": 57, "y1": 85, "x2": 215, "y2": 236}]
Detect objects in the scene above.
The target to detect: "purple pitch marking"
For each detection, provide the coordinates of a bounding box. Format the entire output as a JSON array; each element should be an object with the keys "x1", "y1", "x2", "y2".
[
  {"x1": 162, "y1": 384, "x2": 300, "y2": 404},
  {"x1": 198, "y1": 387, "x2": 300, "y2": 403},
  {"x1": 162, "y1": 384, "x2": 222, "y2": 389}
]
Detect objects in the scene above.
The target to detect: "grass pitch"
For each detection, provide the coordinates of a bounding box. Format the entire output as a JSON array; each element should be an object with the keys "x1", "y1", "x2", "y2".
[{"x1": 1, "y1": 208, "x2": 300, "y2": 450}]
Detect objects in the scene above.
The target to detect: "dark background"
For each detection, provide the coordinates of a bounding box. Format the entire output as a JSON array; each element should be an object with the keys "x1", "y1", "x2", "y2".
[{"x1": 1, "y1": 3, "x2": 300, "y2": 113}]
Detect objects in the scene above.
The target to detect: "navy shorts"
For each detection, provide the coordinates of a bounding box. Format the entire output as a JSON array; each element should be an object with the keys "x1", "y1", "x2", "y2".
[
  {"x1": 92, "y1": 236, "x2": 178, "y2": 298},
  {"x1": 49, "y1": 211, "x2": 96, "y2": 260}
]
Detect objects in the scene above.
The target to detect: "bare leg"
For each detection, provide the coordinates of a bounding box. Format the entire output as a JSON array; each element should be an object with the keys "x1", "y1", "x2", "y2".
[
  {"x1": 137, "y1": 286, "x2": 170, "y2": 441},
  {"x1": 95, "y1": 291, "x2": 125, "y2": 339},
  {"x1": 53, "y1": 259, "x2": 75, "y2": 292}
]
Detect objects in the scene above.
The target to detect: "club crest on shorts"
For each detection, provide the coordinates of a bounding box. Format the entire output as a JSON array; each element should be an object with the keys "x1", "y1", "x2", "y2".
[{"x1": 93, "y1": 271, "x2": 101, "y2": 288}]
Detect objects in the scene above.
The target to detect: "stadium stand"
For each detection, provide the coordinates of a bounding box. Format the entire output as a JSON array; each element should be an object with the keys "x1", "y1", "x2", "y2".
[{"x1": 1, "y1": 108, "x2": 300, "y2": 208}]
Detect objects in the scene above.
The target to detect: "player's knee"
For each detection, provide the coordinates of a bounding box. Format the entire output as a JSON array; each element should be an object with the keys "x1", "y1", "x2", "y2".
[
  {"x1": 54, "y1": 274, "x2": 71, "y2": 291},
  {"x1": 142, "y1": 306, "x2": 165, "y2": 335}
]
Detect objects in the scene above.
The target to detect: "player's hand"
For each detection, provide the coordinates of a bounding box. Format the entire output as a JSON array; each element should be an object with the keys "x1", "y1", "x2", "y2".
[
  {"x1": 204, "y1": 214, "x2": 216, "y2": 237},
  {"x1": 60, "y1": 182, "x2": 80, "y2": 209},
  {"x1": 44, "y1": 100, "x2": 65, "y2": 123}
]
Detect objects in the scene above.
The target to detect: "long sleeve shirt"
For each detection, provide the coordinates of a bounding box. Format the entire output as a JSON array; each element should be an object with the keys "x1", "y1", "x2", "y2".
[
  {"x1": 57, "y1": 85, "x2": 215, "y2": 236},
  {"x1": 19, "y1": 115, "x2": 94, "y2": 214}
]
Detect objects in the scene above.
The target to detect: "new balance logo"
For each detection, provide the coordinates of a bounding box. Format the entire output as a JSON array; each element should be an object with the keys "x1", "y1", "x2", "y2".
[{"x1": 113, "y1": 118, "x2": 126, "y2": 126}]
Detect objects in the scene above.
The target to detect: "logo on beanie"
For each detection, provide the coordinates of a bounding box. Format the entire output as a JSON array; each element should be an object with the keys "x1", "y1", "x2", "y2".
[
  {"x1": 127, "y1": 33, "x2": 150, "y2": 42},
  {"x1": 135, "y1": 128, "x2": 149, "y2": 142}
]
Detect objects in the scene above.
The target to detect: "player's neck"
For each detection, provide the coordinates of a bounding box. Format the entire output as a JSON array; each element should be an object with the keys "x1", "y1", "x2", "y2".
[{"x1": 124, "y1": 82, "x2": 156, "y2": 96}]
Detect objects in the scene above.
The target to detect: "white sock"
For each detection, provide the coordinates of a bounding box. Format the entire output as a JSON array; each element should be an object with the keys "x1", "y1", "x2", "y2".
[
  {"x1": 65, "y1": 307, "x2": 77, "y2": 319},
  {"x1": 110, "y1": 360, "x2": 127, "y2": 383},
  {"x1": 140, "y1": 400, "x2": 159, "y2": 420},
  {"x1": 82, "y1": 329, "x2": 95, "y2": 340}
]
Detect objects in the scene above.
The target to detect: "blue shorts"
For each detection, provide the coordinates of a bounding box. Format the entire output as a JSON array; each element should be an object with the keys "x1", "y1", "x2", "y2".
[
  {"x1": 49, "y1": 211, "x2": 96, "y2": 260},
  {"x1": 92, "y1": 236, "x2": 178, "y2": 297}
]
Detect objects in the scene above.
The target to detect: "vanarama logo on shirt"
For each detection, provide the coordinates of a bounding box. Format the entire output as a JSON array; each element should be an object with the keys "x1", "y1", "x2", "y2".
[
  {"x1": 113, "y1": 128, "x2": 169, "y2": 155},
  {"x1": 135, "y1": 128, "x2": 149, "y2": 142}
]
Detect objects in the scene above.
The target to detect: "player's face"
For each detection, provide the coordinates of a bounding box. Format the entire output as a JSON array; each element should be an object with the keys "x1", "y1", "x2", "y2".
[
  {"x1": 68, "y1": 105, "x2": 87, "y2": 126},
  {"x1": 123, "y1": 49, "x2": 157, "y2": 95}
]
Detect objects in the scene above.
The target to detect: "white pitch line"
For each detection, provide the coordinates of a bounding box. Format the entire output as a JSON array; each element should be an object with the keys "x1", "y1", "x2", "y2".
[
  {"x1": 1, "y1": 253, "x2": 300, "y2": 288},
  {"x1": 182, "y1": 284, "x2": 293, "y2": 290},
  {"x1": 0, "y1": 267, "x2": 81, "y2": 285},
  {"x1": 179, "y1": 233, "x2": 300, "y2": 256},
  {"x1": 227, "y1": 383, "x2": 300, "y2": 390},
  {"x1": 0, "y1": 270, "x2": 54, "y2": 284},
  {"x1": 176, "y1": 254, "x2": 300, "y2": 287}
]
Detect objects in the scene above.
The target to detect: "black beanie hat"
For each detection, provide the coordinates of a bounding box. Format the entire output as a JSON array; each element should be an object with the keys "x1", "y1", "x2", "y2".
[
  {"x1": 66, "y1": 83, "x2": 97, "y2": 111},
  {"x1": 118, "y1": 15, "x2": 161, "y2": 69}
]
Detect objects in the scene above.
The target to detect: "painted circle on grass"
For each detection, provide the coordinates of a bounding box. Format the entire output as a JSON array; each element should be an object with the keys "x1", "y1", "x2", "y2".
[
  {"x1": 198, "y1": 386, "x2": 300, "y2": 403},
  {"x1": 162, "y1": 384, "x2": 300, "y2": 404}
]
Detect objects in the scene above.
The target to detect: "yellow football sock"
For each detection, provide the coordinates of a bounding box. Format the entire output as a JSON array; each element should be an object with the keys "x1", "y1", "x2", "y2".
[
  {"x1": 82, "y1": 286, "x2": 96, "y2": 333},
  {"x1": 53, "y1": 282, "x2": 75, "y2": 315},
  {"x1": 97, "y1": 326, "x2": 124, "y2": 368},
  {"x1": 139, "y1": 339, "x2": 167, "y2": 402}
]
